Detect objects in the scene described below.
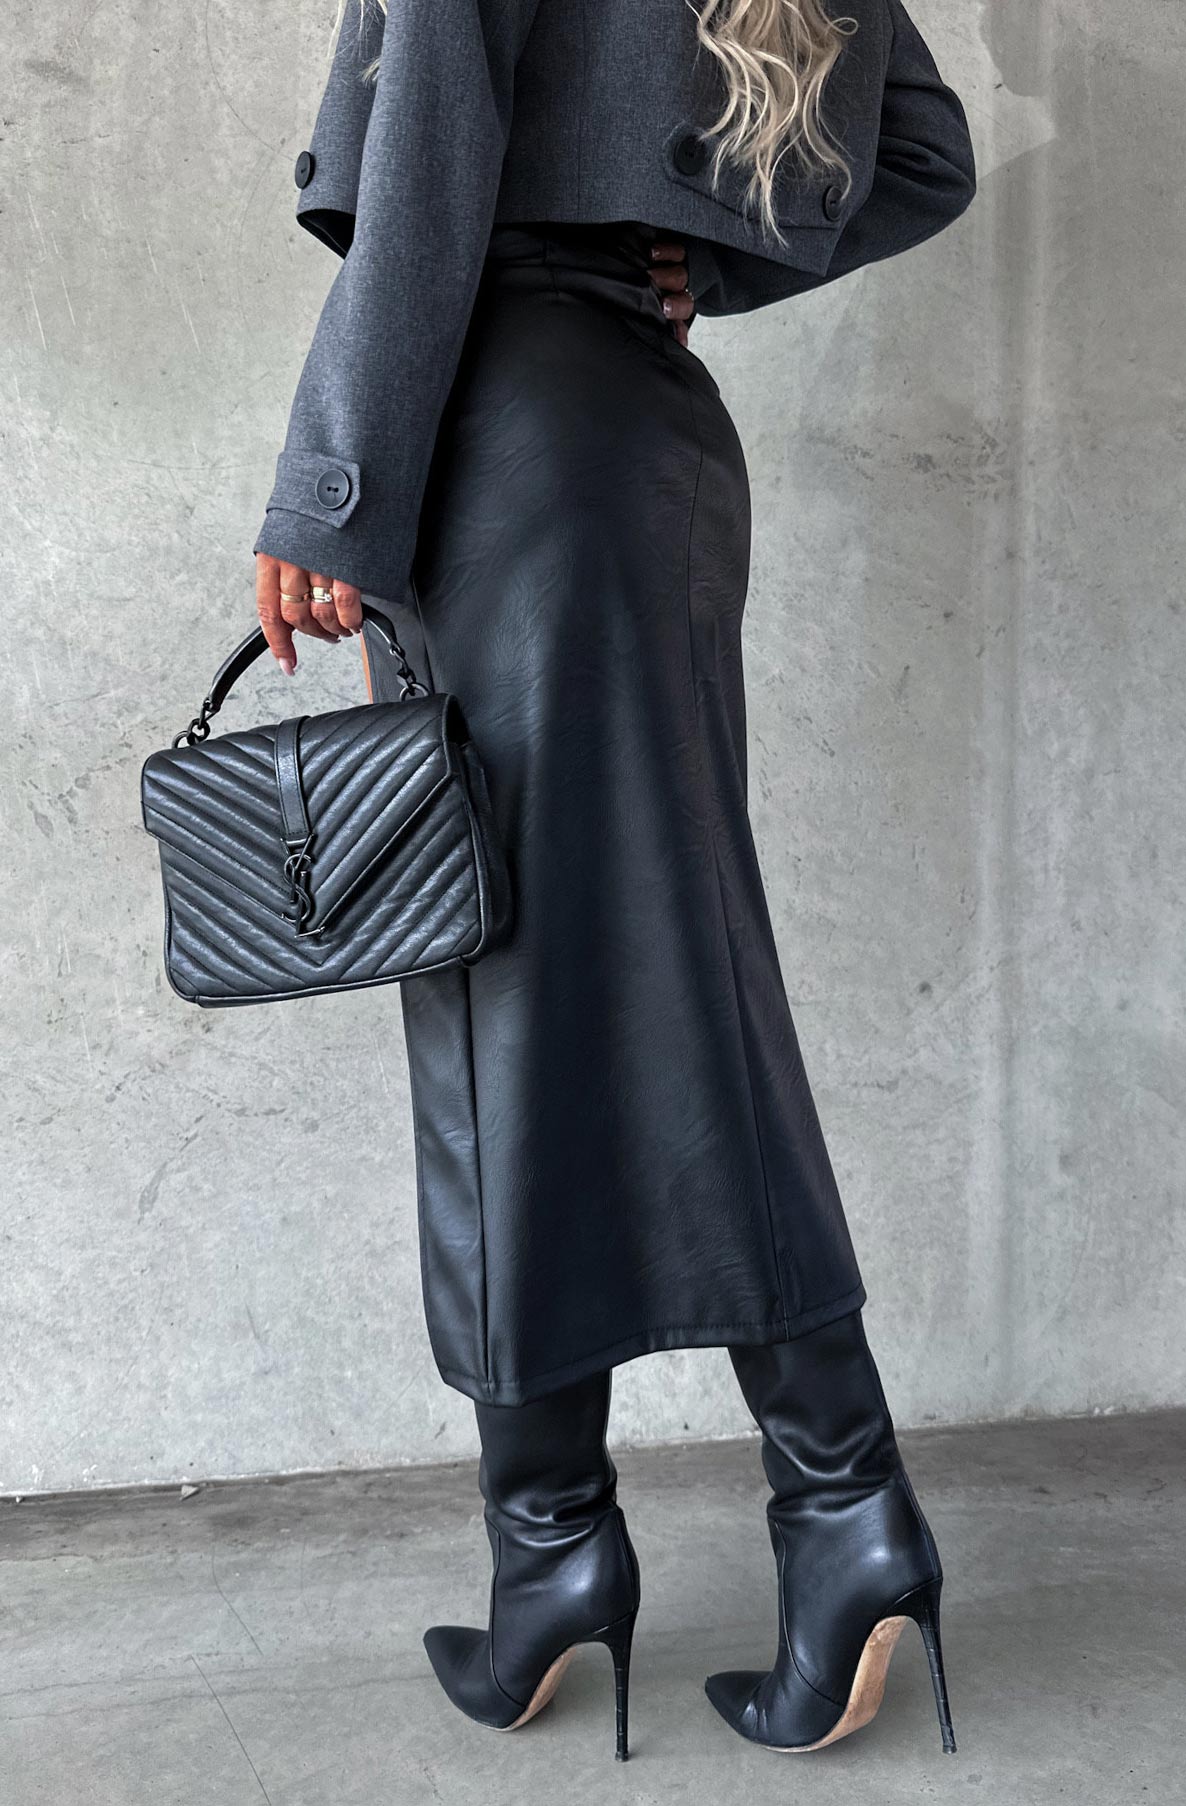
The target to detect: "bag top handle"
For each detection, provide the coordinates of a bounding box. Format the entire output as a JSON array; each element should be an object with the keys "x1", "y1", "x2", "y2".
[{"x1": 171, "y1": 602, "x2": 428, "y2": 748}]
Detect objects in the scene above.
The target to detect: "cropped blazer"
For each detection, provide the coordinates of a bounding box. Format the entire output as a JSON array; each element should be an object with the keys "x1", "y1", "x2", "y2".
[{"x1": 254, "y1": 0, "x2": 977, "y2": 603}]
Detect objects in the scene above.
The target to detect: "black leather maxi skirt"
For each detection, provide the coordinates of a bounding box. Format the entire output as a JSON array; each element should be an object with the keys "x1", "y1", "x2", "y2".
[{"x1": 366, "y1": 222, "x2": 866, "y2": 1405}]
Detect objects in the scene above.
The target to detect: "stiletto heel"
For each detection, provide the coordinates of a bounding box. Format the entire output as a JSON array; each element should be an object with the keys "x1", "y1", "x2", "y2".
[
  {"x1": 592, "y1": 1608, "x2": 637, "y2": 1760},
  {"x1": 898, "y1": 1578, "x2": 956, "y2": 1753}
]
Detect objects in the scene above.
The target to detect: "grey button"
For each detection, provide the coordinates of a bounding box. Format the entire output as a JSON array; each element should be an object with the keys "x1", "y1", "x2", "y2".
[
  {"x1": 295, "y1": 149, "x2": 315, "y2": 189},
  {"x1": 673, "y1": 133, "x2": 707, "y2": 178},
  {"x1": 315, "y1": 467, "x2": 351, "y2": 509},
  {"x1": 823, "y1": 183, "x2": 844, "y2": 221}
]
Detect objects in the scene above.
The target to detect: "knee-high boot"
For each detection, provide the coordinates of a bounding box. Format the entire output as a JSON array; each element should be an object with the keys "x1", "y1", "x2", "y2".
[
  {"x1": 705, "y1": 1311, "x2": 956, "y2": 1754},
  {"x1": 423, "y1": 1370, "x2": 641, "y2": 1759}
]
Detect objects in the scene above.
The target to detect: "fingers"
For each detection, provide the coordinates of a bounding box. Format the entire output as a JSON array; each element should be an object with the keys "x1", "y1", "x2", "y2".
[
  {"x1": 334, "y1": 584, "x2": 364, "y2": 634},
  {"x1": 255, "y1": 557, "x2": 362, "y2": 674},
  {"x1": 279, "y1": 562, "x2": 341, "y2": 646},
  {"x1": 309, "y1": 575, "x2": 364, "y2": 637},
  {"x1": 648, "y1": 258, "x2": 690, "y2": 293},
  {"x1": 649, "y1": 240, "x2": 687, "y2": 270},
  {"x1": 659, "y1": 289, "x2": 695, "y2": 324},
  {"x1": 647, "y1": 239, "x2": 695, "y2": 341},
  {"x1": 255, "y1": 554, "x2": 297, "y2": 675}
]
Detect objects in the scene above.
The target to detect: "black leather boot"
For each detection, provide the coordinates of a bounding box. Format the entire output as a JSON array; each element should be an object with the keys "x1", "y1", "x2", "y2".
[
  {"x1": 423, "y1": 1370, "x2": 641, "y2": 1759},
  {"x1": 706, "y1": 1311, "x2": 955, "y2": 1754}
]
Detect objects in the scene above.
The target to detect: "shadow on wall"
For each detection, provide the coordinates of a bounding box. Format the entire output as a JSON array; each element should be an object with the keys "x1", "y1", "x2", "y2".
[{"x1": 978, "y1": 0, "x2": 1051, "y2": 99}]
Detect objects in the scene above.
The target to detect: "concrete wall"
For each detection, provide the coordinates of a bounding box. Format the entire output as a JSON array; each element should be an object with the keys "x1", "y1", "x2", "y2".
[{"x1": 2, "y1": 1, "x2": 1182, "y2": 1495}]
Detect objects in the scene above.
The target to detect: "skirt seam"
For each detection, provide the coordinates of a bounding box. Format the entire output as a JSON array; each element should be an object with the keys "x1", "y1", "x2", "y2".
[
  {"x1": 672, "y1": 355, "x2": 792, "y2": 1338},
  {"x1": 406, "y1": 572, "x2": 491, "y2": 1391},
  {"x1": 464, "y1": 962, "x2": 493, "y2": 1387}
]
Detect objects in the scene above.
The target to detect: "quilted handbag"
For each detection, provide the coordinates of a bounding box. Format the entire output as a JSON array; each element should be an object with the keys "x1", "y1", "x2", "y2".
[{"x1": 141, "y1": 603, "x2": 513, "y2": 1006}]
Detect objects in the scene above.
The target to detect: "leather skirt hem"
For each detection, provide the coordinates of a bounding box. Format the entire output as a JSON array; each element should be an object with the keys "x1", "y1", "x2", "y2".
[{"x1": 431, "y1": 1281, "x2": 869, "y2": 1407}]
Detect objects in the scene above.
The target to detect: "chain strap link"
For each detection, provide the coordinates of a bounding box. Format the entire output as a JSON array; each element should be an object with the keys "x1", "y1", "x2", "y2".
[
  {"x1": 172, "y1": 697, "x2": 217, "y2": 748},
  {"x1": 382, "y1": 629, "x2": 430, "y2": 700}
]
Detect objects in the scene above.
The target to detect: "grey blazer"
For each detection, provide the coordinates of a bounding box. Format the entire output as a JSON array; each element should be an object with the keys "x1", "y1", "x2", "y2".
[{"x1": 254, "y1": 0, "x2": 976, "y2": 602}]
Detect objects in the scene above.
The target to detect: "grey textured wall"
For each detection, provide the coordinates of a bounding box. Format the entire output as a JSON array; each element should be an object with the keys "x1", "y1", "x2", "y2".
[{"x1": 2, "y1": 2, "x2": 1182, "y2": 1494}]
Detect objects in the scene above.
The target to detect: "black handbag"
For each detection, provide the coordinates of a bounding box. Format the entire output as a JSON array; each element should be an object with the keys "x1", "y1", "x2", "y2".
[{"x1": 140, "y1": 603, "x2": 513, "y2": 1007}]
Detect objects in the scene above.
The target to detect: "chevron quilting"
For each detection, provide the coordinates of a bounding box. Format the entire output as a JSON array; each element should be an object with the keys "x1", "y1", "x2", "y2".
[{"x1": 142, "y1": 696, "x2": 490, "y2": 1004}]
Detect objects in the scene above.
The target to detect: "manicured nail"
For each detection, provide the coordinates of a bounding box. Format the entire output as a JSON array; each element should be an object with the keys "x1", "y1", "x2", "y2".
[{"x1": 280, "y1": 657, "x2": 296, "y2": 676}]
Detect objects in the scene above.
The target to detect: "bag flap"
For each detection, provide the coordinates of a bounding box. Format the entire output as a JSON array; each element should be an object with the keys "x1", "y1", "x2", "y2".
[{"x1": 141, "y1": 696, "x2": 456, "y2": 936}]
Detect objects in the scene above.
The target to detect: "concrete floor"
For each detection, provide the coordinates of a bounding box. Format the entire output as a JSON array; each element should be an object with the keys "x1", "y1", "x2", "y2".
[{"x1": 1, "y1": 1411, "x2": 1182, "y2": 1805}]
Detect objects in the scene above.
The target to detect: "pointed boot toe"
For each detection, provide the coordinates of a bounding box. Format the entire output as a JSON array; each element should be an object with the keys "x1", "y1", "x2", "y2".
[
  {"x1": 705, "y1": 1659, "x2": 848, "y2": 1751},
  {"x1": 422, "y1": 1621, "x2": 483, "y2": 1681},
  {"x1": 704, "y1": 1668, "x2": 762, "y2": 1736},
  {"x1": 422, "y1": 1624, "x2": 524, "y2": 1728}
]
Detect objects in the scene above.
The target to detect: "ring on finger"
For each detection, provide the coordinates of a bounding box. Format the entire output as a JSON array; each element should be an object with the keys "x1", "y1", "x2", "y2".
[
  {"x1": 280, "y1": 588, "x2": 312, "y2": 605},
  {"x1": 310, "y1": 586, "x2": 334, "y2": 605}
]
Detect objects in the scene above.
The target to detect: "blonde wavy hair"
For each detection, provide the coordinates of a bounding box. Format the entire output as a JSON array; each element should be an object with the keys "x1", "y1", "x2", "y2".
[{"x1": 341, "y1": 0, "x2": 855, "y2": 240}]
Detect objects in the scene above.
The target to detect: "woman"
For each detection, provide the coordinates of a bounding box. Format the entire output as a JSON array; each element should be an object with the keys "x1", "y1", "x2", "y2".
[{"x1": 254, "y1": 0, "x2": 976, "y2": 1763}]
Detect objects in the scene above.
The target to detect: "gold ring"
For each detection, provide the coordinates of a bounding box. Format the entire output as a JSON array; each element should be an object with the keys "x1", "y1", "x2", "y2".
[
  {"x1": 280, "y1": 588, "x2": 311, "y2": 605},
  {"x1": 310, "y1": 586, "x2": 334, "y2": 604}
]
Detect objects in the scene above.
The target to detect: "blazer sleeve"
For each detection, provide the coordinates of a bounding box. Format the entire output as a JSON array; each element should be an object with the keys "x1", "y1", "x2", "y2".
[
  {"x1": 254, "y1": 0, "x2": 542, "y2": 598},
  {"x1": 292, "y1": 1, "x2": 385, "y2": 258},
  {"x1": 687, "y1": 0, "x2": 977, "y2": 316}
]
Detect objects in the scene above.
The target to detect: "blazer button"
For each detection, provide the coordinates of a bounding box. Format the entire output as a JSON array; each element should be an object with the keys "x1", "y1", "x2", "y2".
[
  {"x1": 673, "y1": 133, "x2": 708, "y2": 177},
  {"x1": 294, "y1": 149, "x2": 315, "y2": 189},
  {"x1": 315, "y1": 467, "x2": 351, "y2": 509},
  {"x1": 822, "y1": 183, "x2": 844, "y2": 221}
]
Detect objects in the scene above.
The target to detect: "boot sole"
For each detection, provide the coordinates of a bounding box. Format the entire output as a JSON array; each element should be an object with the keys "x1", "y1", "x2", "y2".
[
  {"x1": 766, "y1": 1614, "x2": 908, "y2": 1753},
  {"x1": 501, "y1": 1647, "x2": 579, "y2": 1731}
]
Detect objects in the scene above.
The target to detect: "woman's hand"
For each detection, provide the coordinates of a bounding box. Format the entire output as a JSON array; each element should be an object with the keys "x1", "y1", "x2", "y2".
[
  {"x1": 648, "y1": 241, "x2": 696, "y2": 347},
  {"x1": 254, "y1": 559, "x2": 363, "y2": 674},
  {"x1": 256, "y1": 241, "x2": 696, "y2": 669}
]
